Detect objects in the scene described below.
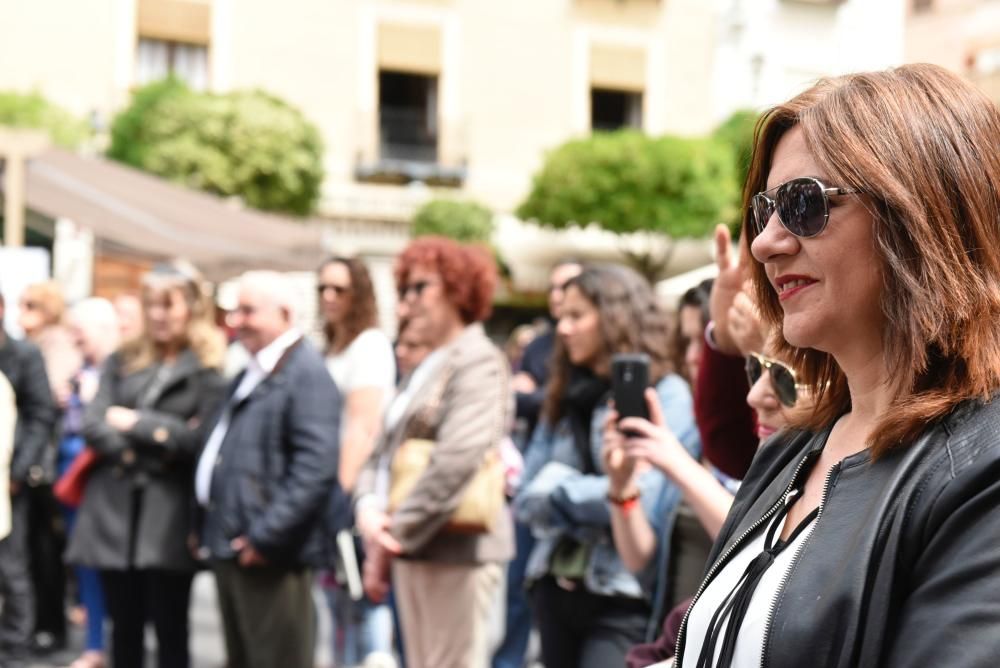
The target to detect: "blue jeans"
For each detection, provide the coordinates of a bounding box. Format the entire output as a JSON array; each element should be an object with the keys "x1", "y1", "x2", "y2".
[
  {"x1": 324, "y1": 584, "x2": 393, "y2": 666},
  {"x1": 492, "y1": 521, "x2": 535, "y2": 668},
  {"x1": 61, "y1": 506, "x2": 107, "y2": 651},
  {"x1": 59, "y1": 436, "x2": 106, "y2": 652}
]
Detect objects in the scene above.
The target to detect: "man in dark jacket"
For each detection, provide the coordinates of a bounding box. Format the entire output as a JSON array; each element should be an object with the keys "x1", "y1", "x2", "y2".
[
  {"x1": 195, "y1": 271, "x2": 341, "y2": 668},
  {"x1": 0, "y1": 292, "x2": 57, "y2": 666}
]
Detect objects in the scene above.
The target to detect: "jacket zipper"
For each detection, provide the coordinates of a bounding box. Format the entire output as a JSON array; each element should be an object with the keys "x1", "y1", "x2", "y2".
[
  {"x1": 757, "y1": 461, "x2": 840, "y2": 668},
  {"x1": 674, "y1": 451, "x2": 818, "y2": 668}
]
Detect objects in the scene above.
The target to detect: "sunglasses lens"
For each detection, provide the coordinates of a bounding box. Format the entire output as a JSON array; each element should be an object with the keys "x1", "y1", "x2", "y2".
[
  {"x1": 745, "y1": 355, "x2": 763, "y2": 386},
  {"x1": 770, "y1": 364, "x2": 798, "y2": 407},
  {"x1": 751, "y1": 195, "x2": 774, "y2": 236},
  {"x1": 777, "y1": 178, "x2": 827, "y2": 237}
]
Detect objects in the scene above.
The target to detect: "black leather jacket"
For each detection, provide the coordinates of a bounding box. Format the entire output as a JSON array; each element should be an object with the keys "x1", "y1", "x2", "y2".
[{"x1": 675, "y1": 397, "x2": 1000, "y2": 668}]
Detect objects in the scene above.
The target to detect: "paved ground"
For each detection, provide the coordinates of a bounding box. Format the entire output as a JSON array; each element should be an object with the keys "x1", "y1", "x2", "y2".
[
  {"x1": 27, "y1": 572, "x2": 333, "y2": 668},
  {"x1": 25, "y1": 572, "x2": 542, "y2": 668}
]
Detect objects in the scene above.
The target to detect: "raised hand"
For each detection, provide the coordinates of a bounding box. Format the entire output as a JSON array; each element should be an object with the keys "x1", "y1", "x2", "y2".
[
  {"x1": 617, "y1": 389, "x2": 689, "y2": 478},
  {"x1": 708, "y1": 224, "x2": 747, "y2": 355},
  {"x1": 601, "y1": 406, "x2": 638, "y2": 496},
  {"x1": 728, "y1": 285, "x2": 767, "y2": 356}
]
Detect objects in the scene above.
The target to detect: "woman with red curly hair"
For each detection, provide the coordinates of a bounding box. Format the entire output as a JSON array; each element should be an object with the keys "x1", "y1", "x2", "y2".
[{"x1": 354, "y1": 237, "x2": 513, "y2": 668}]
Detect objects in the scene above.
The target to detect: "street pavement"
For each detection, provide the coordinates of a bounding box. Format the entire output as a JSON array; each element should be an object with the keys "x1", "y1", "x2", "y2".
[{"x1": 27, "y1": 572, "x2": 333, "y2": 668}]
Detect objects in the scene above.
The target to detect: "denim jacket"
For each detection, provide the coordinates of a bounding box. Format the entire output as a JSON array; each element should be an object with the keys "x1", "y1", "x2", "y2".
[{"x1": 514, "y1": 373, "x2": 701, "y2": 616}]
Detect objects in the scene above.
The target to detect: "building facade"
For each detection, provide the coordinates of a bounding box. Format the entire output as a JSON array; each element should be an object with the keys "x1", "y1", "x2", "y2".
[{"x1": 4, "y1": 0, "x2": 1000, "y2": 300}]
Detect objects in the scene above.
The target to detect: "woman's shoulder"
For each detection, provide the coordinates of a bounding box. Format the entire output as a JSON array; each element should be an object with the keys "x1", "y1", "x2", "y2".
[
  {"x1": 347, "y1": 328, "x2": 393, "y2": 354},
  {"x1": 448, "y1": 325, "x2": 505, "y2": 368},
  {"x1": 916, "y1": 397, "x2": 1000, "y2": 492},
  {"x1": 654, "y1": 372, "x2": 692, "y2": 397}
]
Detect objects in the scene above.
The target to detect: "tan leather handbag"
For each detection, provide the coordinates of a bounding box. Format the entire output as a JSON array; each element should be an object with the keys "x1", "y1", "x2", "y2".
[
  {"x1": 388, "y1": 365, "x2": 505, "y2": 534},
  {"x1": 389, "y1": 438, "x2": 504, "y2": 533}
]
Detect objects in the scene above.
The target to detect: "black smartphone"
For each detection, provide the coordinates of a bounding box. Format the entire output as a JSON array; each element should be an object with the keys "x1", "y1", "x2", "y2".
[{"x1": 611, "y1": 353, "x2": 650, "y2": 423}]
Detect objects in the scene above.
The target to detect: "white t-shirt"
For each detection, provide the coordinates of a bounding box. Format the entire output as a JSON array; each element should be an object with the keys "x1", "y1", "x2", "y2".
[
  {"x1": 325, "y1": 328, "x2": 396, "y2": 406},
  {"x1": 681, "y1": 504, "x2": 817, "y2": 667}
]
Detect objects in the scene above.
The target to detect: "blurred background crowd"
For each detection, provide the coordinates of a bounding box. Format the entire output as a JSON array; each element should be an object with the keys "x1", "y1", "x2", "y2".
[{"x1": 1, "y1": 2, "x2": 999, "y2": 668}]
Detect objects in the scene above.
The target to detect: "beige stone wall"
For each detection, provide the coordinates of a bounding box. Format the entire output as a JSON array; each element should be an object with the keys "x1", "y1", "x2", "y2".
[
  {"x1": 220, "y1": 0, "x2": 717, "y2": 213},
  {"x1": 905, "y1": 0, "x2": 1000, "y2": 83},
  {"x1": 0, "y1": 0, "x2": 134, "y2": 118}
]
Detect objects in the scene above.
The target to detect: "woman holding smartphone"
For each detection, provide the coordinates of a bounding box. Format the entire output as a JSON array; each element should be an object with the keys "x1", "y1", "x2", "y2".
[
  {"x1": 514, "y1": 264, "x2": 700, "y2": 668},
  {"x1": 609, "y1": 339, "x2": 807, "y2": 668}
]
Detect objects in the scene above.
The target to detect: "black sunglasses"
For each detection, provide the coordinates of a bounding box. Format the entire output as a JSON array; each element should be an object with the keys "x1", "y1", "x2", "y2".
[
  {"x1": 751, "y1": 176, "x2": 858, "y2": 238},
  {"x1": 317, "y1": 283, "x2": 350, "y2": 297},
  {"x1": 745, "y1": 352, "x2": 799, "y2": 407},
  {"x1": 397, "y1": 280, "x2": 435, "y2": 301}
]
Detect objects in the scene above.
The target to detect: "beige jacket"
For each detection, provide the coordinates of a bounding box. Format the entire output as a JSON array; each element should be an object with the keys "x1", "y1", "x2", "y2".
[
  {"x1": 356, "y1": 323, "x2": 513, "y2": 564},
  {"x1": 0, "y1": 371, "x2": 16, "y2": 540}
]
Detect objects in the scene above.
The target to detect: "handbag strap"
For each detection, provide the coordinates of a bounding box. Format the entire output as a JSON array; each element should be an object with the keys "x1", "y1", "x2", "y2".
[{"x1": 407, "y1": 353, "x2": 507, "y2": 457}]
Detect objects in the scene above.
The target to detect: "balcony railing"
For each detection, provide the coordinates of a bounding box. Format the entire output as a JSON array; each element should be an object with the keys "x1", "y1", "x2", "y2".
[
  {"x1": 379, "y1": 108, "x2": 438, "y2": 164},
  {"x1": 354, "y1": 107, "x2": 465, "y2": 186}
]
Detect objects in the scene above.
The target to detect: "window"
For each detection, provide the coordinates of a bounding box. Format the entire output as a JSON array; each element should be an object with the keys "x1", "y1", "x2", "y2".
[
  {"x1": 379, "y1": 70, "x2": 438, "y2": 163},
  {"x1": 591, "y1": 88, "x2": 643, "y2": 131},
  {"x1": 136, "y1": 37, "x2": 209, "y2": 90}
]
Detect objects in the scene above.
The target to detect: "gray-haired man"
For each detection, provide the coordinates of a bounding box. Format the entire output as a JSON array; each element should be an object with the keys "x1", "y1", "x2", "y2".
[{"x1": 195, "y1": 272, "x2": 341, "y2": 668}]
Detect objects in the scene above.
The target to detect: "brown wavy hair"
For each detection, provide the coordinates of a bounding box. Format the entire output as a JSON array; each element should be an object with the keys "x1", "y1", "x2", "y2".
[
  {"x1": 672, "y1": 278, "x2": 713, "y2": 385},
  {"x1": 744, "y1": 63, "x2": 1000, "y2": 457},
  {"x1": 543, "y1": 264, "x2": 675, "y2": 424},
  {"x1": 394, "y1": 236, "x2": 496, "y2": 324},
  {"x1": 318, "y1": 256, "x2": 379, "y2": 354},
  {"x1": 120, "y1": 260, "x2": 226, "y2": 373}
]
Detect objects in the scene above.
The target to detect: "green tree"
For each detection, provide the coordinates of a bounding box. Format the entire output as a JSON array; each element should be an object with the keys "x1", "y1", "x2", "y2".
[
  {"x1": 0, "y1": 91, "x2": 90, "y2": 148},
  {"x1": 108, "y1": 80, "x2": 324, "y2": 216},
  {"x1": 412, "y1": 198, "x2": 494, "y2": 242},
  {"x1": 713, "y1": 108, "x2": 760, "y2": 202},
  {"x1": 517, "y1": 130, "x2": 739, "y2": 279},
  {"x1": 107, "y1": 77, "x2": 189, "y2": 167},
  {"x1": 411, "y1": 198, "x2": 512, "y2": 277}
]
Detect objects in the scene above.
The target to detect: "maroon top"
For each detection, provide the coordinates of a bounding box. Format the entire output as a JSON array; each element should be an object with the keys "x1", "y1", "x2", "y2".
[{"x1": 694, "y1": 337, "x2": 759, "y2": 480}]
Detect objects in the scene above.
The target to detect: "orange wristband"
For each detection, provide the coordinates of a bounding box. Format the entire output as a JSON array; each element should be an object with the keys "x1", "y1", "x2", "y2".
[
  {"x1": 617, "y1": 496, "x2": 640, "y2": 514},
  {"x1": 607, "y1": 488, "x2": 641, "y2": 515}
]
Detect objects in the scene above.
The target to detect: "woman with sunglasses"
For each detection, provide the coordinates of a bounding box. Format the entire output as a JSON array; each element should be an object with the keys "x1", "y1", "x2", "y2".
[
  {"x1": 315, "y1": 256, "x2": 396, "y2": 667},
  {"x1": 354, "y1": 237, "x2": 512, "y2": 668},
  {"x1": 673, "y1": 64, "x2": 1000, "y2": 668},
  {"x1": 514, "y1": 264, "x2": 701, "y2": 668}
]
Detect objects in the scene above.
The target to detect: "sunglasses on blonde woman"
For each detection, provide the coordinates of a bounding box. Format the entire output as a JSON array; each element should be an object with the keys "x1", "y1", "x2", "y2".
[
  {"x1": 751, "y1": 176, "x2": 859, "y2": 238},
  {"x1": 745, "y1": 352, "x2": 799, "y2": 407}
]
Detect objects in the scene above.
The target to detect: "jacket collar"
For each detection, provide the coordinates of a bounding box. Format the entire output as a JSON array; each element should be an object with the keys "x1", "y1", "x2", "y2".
[
  {"x1": 229, "y1": 335, "x2": 305, "y2": 409},
  {"x1": 387, "y1": 322, "x2": 486, "y2": 440},
  {"x1": 139, "y1": 347, "x2": 206, "y2": 407}
]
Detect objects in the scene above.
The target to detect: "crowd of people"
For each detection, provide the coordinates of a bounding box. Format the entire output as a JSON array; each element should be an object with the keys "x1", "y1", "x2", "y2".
[{"x1": 1, "y1": 62, "x2": 999, "y2": 668}]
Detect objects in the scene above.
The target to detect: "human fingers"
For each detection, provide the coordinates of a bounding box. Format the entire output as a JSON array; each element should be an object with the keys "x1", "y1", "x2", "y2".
[
  {"x1": 714, "y1": 223, "x2": 733, "y2": 272},
  {"x1": 645, "y1": 388, "x2": 666, "y2": 427}
]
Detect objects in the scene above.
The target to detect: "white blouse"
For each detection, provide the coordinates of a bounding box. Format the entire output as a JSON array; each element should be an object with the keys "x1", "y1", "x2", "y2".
[{"x1": 680, "y1": 505, "x2": 817, "y2": 668}]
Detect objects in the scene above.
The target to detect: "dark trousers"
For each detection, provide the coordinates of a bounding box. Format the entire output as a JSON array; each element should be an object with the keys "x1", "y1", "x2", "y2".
[
  {"x1": 27, "y1": 484, "x2": 67, "y2": 645},
  {"x1": 212, "y1": 560, "x2": 315, "y2": 668},
  {"x1": 0, "y1": 494, "x2": 35, "y2": 658},
  {"x1": 101, "y1": 569, "x2": 194, "y2": 668},
  {"x1": 532, "y1": 576, "x2": 649, "y2": 668}
]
